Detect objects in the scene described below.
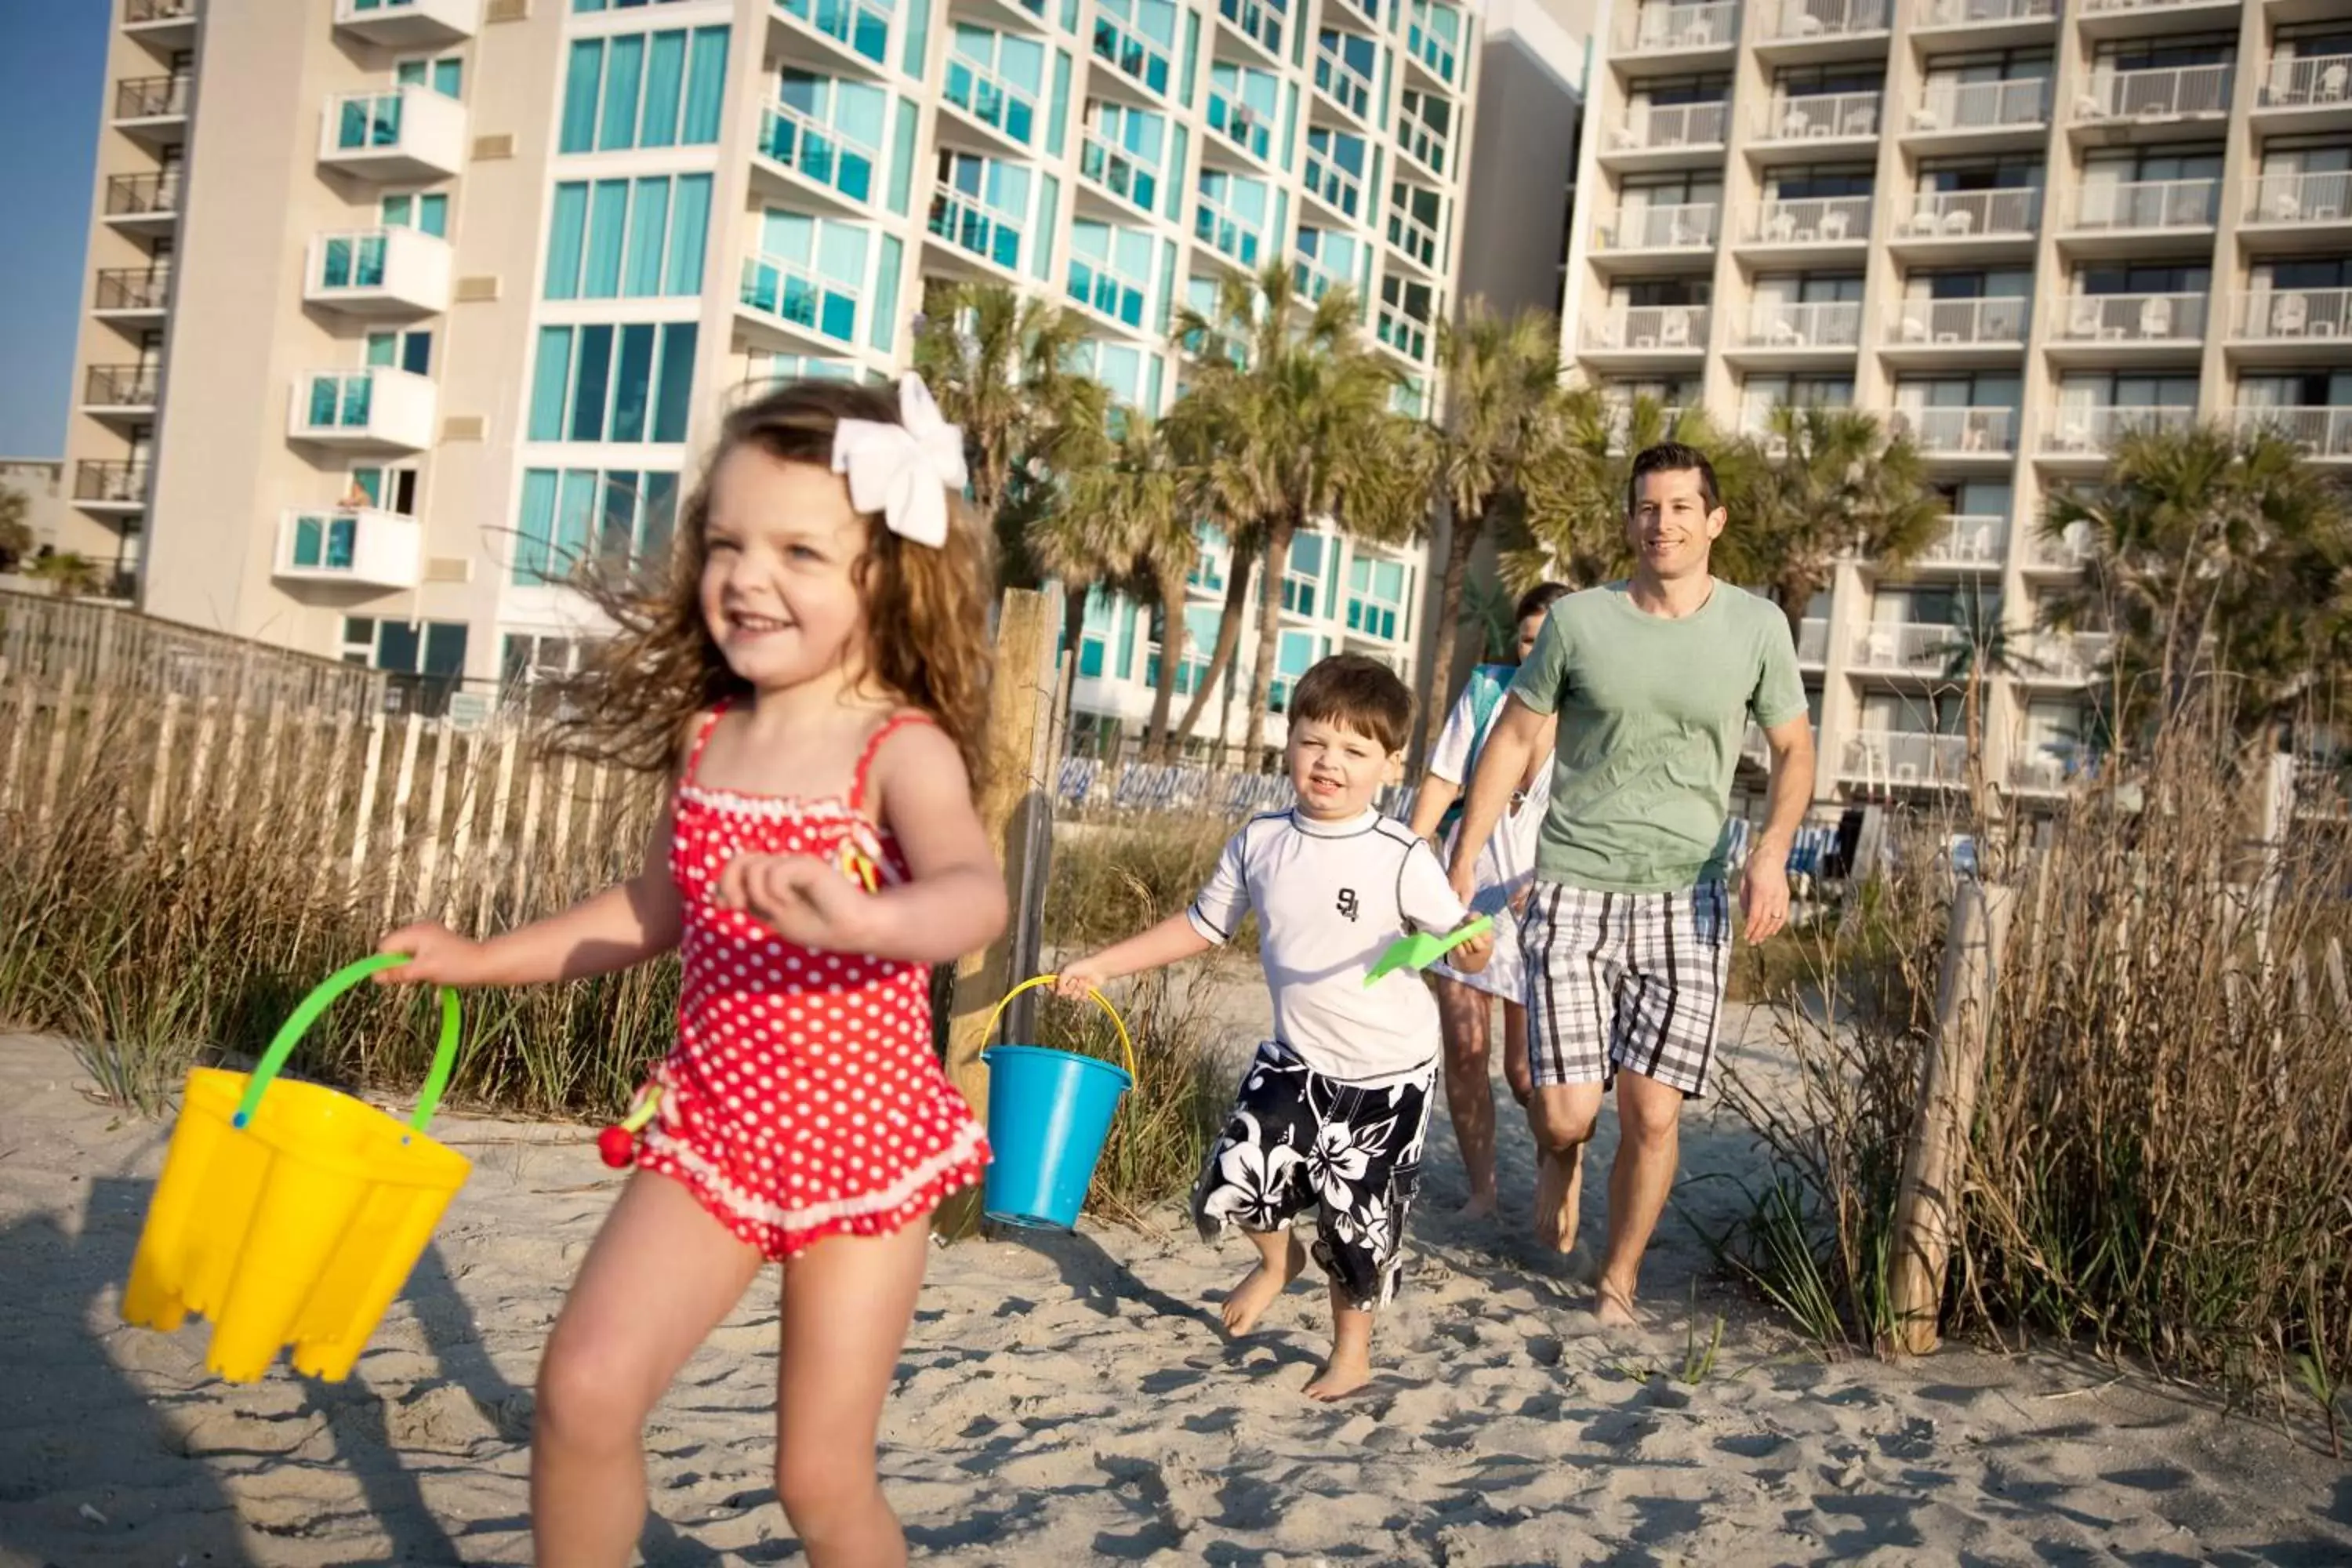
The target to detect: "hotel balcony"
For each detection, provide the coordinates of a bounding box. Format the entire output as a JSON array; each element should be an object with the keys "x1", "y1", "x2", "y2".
[
  {"x1": 1215, "y1": 0, "x2": 1288, "y2": 68},
  {"x1": 2075, "y1": 0, "x2": 2241, "y2": 44},
  {"x1": 2060, "y1": 177, "x2": 2217, "y2": 258},
  {"x1": 1879, "y1": 296, "x2": 2027, "y2": 367},
  {"x1": 1310, "y1": 37, "x2": 1378, "y2": 129},
  {"x1": 1890, "y1": 405, "x2": 2017, "y2": 459},
  {"x1": 1616, "y1": 1, "x2": 1739, "y2": 61},
  {"x1": 332, "y1": 0, "x2": 481, "y2": 47},
  {"x1": 112, "y1": 74, "x2": 191, "y2": 146},
  {"x1": 1796, "y1": 615, "x2": 1831, "y2": 666},
  {"x1": 752, "y1": 100, "x2": 880, "y2": 214},
  {"x1": 2019, "y1": 521, "x2": 2096, "y2": 575},
  {"x1": 1841, "y1": 731, "x2": 1967, "y2": 790},
  {"x1": 80, "y1": 364, "x2": 161, "y2": 423},
  {"x1": 123, "y1": 0, "x2": 200, "y2": 49},
  {"x1": 1889, "y1": 187, "x2": 2039, "y2": 261},
  {"x1": 1752, "y1": 89, "x2": 1881, "y2": 148},
  {"x1": 2256, "y1": 53, "x2": 2352, "y2": 133},
  {"x1": 2070, "y1": 64, "x2": 2232, "y2": 136},
  {"x1": 1591, "y1": 202, "x2": 1719, "y2": 270},
  {"x1": 318, "y1": 85, "x2": 468, "y2": 183},
  {"x1": 2231, "y1": 405, "x2": 2352, "y2": 462},
  {"x1": 1404, "y1": 4, "x2": 1463, "y2": 91},
  {"x1": 1755, "y1": 0, "x2": 1889, "y2": 56},
  {"x1": 1740, "y1": 195, "x2": 1871, "y2": 264},
  {"x1": 2037, "y1": 405, "x2": 2197, "y2": 464},
  {"x1": 953, "y1": 0, "x2": 1053, "y2": 30},
  {"x1": 73, "y1": 459, "x2": 151, "y2": 514},
  {"x1": 736, "y1": 252, "x2": 864, "y2": 353},
  {"x1": 274, "y1": 506, "x2": 424, "y2": 592},
  {"x1": 1076, "y1": 132, "x2": 1163, "y2": 221},
  {"x1": 2242, "y1": 170, "x2": 2352, "y2": 252},
  {"x1": 771, "y1": 0, "x2": 895, "y2": 78},
  {"x1": 287, "y1": 365, "x2": 438, "y2": 453},
  {"x1": 1733, "y1": 299, "x2": 1863, "y2": 368},
  {"x1": 1579, "y1": 304, "x2": 1710, "y2": 368},
  {"x1": 92, "y1": 264, "x2": 172, "y2": 322},
  {"x1": 100, "y1": 171, "x2": 181, "y2": 235},
  {"x1": 1911, "y1": 0, "x2": 2054, "y2": 47},
  {"x1": 2227, "y1": 287, "x2": 2351, "y2": 364},
  {"x1": 941, "y1": 53, "x2": 1042, "y2": 158},
  {"x1": 2013, "y1": 631, "x2": 2111, "y2": 687},
  {"x1": 1909, "y1": 514, "x2": 2009, "y2": 572},
  {"x1": 931, "y1": 182, "x2": 1032, "y2": 278},
  {"x1": 304, "y1": 227, "x2": 452, "y2": 317},
  {"x1": 1849, "y1": 621, "x2": 1970, "y2": 677},
  {"x1": 2045, "y1": 290, "x2": 2207, "y2": 365},
  {"x1": 1600, "y1": 401, "x2": 1693, "y2": 452},
  {"x1": 1600, "y1": 100, "x2": 1729, "y2": 170},
  {"x1": 1903, "y1": 77, "x2": 2049, "y2": 150}
]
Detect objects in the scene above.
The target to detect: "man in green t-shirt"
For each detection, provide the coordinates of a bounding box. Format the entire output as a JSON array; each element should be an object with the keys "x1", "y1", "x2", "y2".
[{"x1": 1447, "y1": 441, "x2": 1817, "y2": 1326}]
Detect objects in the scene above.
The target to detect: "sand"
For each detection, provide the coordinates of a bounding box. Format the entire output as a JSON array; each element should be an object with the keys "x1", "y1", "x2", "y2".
[{"x1": 3, "y1": 1010, "x2": 2347, "y2": 1567}]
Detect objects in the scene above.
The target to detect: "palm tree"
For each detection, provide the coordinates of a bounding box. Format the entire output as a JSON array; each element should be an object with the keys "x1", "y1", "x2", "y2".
[
  {"x1": 1716, "y1": 405, "x2": 1947, "y2": 642},
  {"x1": 1927, "y1": 584, "x2": 2046, "y2": 828},
  {"x1": 1060, "y1": 408, "x2": 1200, "y2": 758},
  {"x1": 2041, "y1": 422, "x2": 2352, "y2": 742},
  {"x1": 1507, "y1": 388, "x2": 1726, "y2": 592},
  {"x1": 1170, "y1": 261, "x2": 1418, "y2": 763},
  {"x1": 27, "y1": 552, "x2": 103, "y2": 600},
  {"x1": 1420, "y1": 301, "x2": 1568, "y2": 762},
  {"x1": 0, "y1": 484, "x2": 32, "y2": 572}
]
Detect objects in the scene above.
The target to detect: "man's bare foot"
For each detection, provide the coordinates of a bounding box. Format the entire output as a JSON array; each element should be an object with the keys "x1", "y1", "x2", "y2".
[
  {"x1": 1532, "y1": 1147, "x2": 1583, "y2": 1254},
  {"x1": 1592, "y1": 1281, "x2": 1639, "y2": 1327},
  {"x1": 1221, "y1": 1236, "x2": 1306, "y2": 1336},
  {"x1": 1457, "y1": 1189, "x2": 1498, "y2": 1221},
  {"x1": 1302, "y1": 1347, "x2": 1374, "y2": 1401}
]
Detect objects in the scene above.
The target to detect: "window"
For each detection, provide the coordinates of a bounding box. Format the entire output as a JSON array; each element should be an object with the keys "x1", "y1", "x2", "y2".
[
  {"x1": 1399, "y1": 88, "x2": 1451, "y2": 174},
  {"x1": 289, "y1": 513, "x2": 357, "y2": 570},
  {"x1": 771, "y1": 71, "x2": 887, "y2": 204},
  {"x1": 396, "y1": 56, "x2": 463, "y2": 100},
  {"x1": 342, "y1": 616, "x2": 470, "y2": 679},
  {"x1": 528, "y1": 322, "x2": 700, "y2": 444},
  {"x1": 558, "y1": 27, "x2": 731, "y2": 154},
  {"x1": 947, "y1": 26, "x2": 1047, "y2": 147},
  {"x1": 1303, "y1": 128, "x2": 1367, "y2": 219},
  {"x1": 501, "y1": 633, "x2": 579, "y2": 695},
  {"x1": 1068, "y1": 220, "x2": 1154, "y2": 328},
  {"x1": 1294, "y1": 224, "x2": 1363, "y2": 301},
  {"x1": 544, "y1": 174, "x2": 712, "y2": 299},
  {"x1": 1083, "y1": 103, "x2": 1169, "y2": 213},
  {"x1": 380, "y1": 191, "x2": 448, "y2": 238},
  {"x1": 1281, "y1": 532, "x2": 1330, "y2": 617},
  {"x1": 1094, "y1": 0, "x2": 1178, "y2": 97},
  {"x1": 1269, "y1": 630, "x2": 1328, "y2": 713},
  {"x1": 1145, "y1": 604, "x2": 1223, "y2": 694},
  {"x1": 367, "y1": 328, "x2": 432, "y2": 376},
  {"x1": 743, "y1": 209, "x2": 873, "y2": 343},
  {"x1": 513, "y1": 466, "x2": 681, "y2": 583},
  {"x1": 573, "y1": 0, "x2": 698, "y2": 9},
  {"x1": 1208, "y1": 63, "x2": 1279, "y2": 162},
  {"x1": 1345, "y1": 556, "x2": 1410, "y2": 642},
  {"x1": 1078, "y1": 589, "x2": 1139, "y2": 681},
  {"x1": 348, "y1": 465, "x2": 419, "y2": 514},
  {"x1": 1196, "y1": 169, "x2": 1274, "y2": 266}
]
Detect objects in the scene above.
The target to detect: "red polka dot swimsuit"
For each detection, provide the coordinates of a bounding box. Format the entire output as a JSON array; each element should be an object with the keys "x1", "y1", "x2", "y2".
[{"x1": 636, "y1": 706, "x2": 989, "y2": 1261}]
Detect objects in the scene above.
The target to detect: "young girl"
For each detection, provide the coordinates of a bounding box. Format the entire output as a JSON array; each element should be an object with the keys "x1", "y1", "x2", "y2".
[
  {"x1": 377, "y1": 376, "x2": 1004, "y2": 1566},
  {"x1": 1408, "y1": 583, "x2": 1569, "y2": 1229}
]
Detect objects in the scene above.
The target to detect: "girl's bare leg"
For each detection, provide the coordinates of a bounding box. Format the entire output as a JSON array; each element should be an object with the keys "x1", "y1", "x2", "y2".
[
  {"x1": 1501, "y1": 1001, "x2": 1534, "y2": 1109},
  {"x1": 533, "y1": 1172, "x2": 764, "y2": 1567},
  {"x1": 1221, "y1": 1225, "x2": 1306, "y2": 1336},
  {"x1": 1303, "y1": 1281, "x2": 1375, "y2": 1401},
  {"x1": 773, "y1": 1219, "x2": 933, "y2": 1567},
  {"x1": 1432, "y1": 975, "x2": 1498, "y2": 1217}
]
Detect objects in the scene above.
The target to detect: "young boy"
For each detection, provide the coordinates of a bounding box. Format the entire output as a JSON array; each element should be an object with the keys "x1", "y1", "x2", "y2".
[{"x1": 1058, "y1": 655, "x2": 1494, "y2": 1400}]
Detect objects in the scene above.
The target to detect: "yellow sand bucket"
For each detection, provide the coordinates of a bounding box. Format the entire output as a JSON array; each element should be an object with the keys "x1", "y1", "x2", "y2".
[{"x1": 122, "y1": 954, "x2": 470, "y2": 1383}]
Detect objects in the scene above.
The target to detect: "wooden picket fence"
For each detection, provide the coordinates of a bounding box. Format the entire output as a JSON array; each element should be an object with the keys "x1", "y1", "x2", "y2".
[{"x1": 0, "y1": 588, "x2": 384, "y2": 717}]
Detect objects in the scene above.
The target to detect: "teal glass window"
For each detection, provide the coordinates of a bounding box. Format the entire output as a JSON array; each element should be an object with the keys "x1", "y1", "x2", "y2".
[
  {"x1": 640, "y1": 29, "x2": 687, "y2": 149},
  {"x1": 530, "y1": 322, "x2": 699, "y2": 444},
  {"x1": 561, "y1": 27, "x2": 730, "y2": 154},
  {"x1": 546, "y1": 175, "x2": 712, "y2": 299},
  {"x1": 380, "y1": 191, "x2": 448, "y2": 237},
  {"x1": 396, "y1": 56, "x2": 463, "y2": 99},
  {"x1": 560, "y1": 40, "x2": 602, "y2": 153},
  {"x1": 598, "y1": 36, "x2": 645, "y2": 151}
]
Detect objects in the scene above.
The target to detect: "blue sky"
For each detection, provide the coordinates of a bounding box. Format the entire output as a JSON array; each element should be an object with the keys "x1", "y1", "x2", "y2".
[{"x1": 0, "y1": 6, "x2": 107, "y2": 458}]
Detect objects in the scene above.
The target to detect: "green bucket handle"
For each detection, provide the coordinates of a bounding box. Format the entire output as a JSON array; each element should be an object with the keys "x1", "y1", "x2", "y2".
[{"x1": 230, "y1": 954, "x2": 462, "y2": 1138}]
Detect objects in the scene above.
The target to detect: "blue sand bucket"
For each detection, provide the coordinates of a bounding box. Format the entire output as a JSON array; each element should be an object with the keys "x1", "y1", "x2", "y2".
[{"x1": 979, "y1": 975, "x2": 1136, "y2": 1229}]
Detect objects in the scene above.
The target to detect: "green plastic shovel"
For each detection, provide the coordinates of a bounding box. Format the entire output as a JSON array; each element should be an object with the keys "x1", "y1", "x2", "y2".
[{"x1": 1364, "y1": 915, "x2": 1494, "y2": 986}]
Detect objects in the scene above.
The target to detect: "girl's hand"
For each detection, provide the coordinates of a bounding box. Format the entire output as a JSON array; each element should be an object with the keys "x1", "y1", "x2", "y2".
[
  {"x1": 1448, "y1": 919, "x2": 1497, "y2": 975},
  {"x1": 377, "y1": 922, "x2": 492, "y2": 986},
  {"x1": 716, "y1": 853, "x2": 875, "y2": 952},
  {"x1": 1053, "y1": 959, "x2": 1111, "y2": 1000}
]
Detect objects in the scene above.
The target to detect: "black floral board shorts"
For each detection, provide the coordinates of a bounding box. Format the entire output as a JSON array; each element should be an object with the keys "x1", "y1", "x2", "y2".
[{"x1": 1190, "y1": 1040, "x2": 1436, "y2": 1312}]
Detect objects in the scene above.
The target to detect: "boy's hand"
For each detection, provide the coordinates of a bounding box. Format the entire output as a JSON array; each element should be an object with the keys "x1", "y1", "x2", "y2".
[
  {"x1": 377, "y1": 922, "x2": 492, "y2": 986},
  {"x1": 716, "y1": 853, "x2": 877, "y2": 952},
  {"x1": 1052, "y1": 959, "x2": 1111, "y2": 1000},
  {"x1": 1448, "y1": 918, "x2": 1496, "y2": 975}
]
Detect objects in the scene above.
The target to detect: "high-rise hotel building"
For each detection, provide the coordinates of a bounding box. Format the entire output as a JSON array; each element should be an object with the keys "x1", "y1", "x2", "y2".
[
  {"x1": 56, "y1": 0, "x2": 1497, "y2": 739},
  {"x1": 1563, "y1": 0, "x2": 2352, "y2": 804}
]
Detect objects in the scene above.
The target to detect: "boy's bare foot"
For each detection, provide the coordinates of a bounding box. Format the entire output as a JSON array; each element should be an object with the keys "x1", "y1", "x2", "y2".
[
  {"x1": 1592, "y1": 1281, "x2": 1639, "y2": 1327},
  {"x1": 1302, "y1": 1346, "x2": 1374, "y2": 1401},
  {"x1": 1221, "y1": 1236, "x2": 1306, "y2": 1336},
  {"x1": 1457, "y1": 1190, "x2": 1498, "y2": 1221},
  {"x1": 1533, "y1": 1146, "x2": 1584, "y2": 1254}
]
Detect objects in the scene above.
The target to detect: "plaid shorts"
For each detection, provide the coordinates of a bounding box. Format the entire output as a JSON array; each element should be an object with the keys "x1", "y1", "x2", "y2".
[{"x1": 1520, "y1": 880, "x2": 1733, "y2": 1098}]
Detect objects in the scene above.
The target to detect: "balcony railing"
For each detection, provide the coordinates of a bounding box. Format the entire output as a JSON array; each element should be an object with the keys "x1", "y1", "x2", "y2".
[
  {"x1": 1611, "y1": 100, "x2": 1729, "y2": 151},
  {"x1": 74, "y1": 460, "x2": 151, "y2": 504},
  {"x1": 1760, "y1": 0, "x2": 1887, "y2": 40},
  {"x1": 1886, "y1": 295, "x2": 2028, "y2": 346},
  {"x1": 1582, "y1": 304, "x2": 1709, "y2": 350},
  {"x1": 930, "y1": 183, "x2": 1025, "y2": 271},
  {"x1": 2232, "y1": 287, "x2": 2352, "y2": 339},
  {"x1": 2016, "y1": 631, "x2": 2110, "y2": 684},
  {"x1": 1897, "y1": 187, "x2": 2039, "y2": 238},
  {"x1": 1915, "y1": 0, "x2": 2053, "y2": 26},
  {"x1": 125, "y1": 0, "x2": 198, "y2": 21},
  {"x1": 1388, "y1": 198, "x2": 1442, "y2": 267},
  {"x1": 1797, "y1": 616, "x2": 1831, "y2": 662},
  {"x1": 1376, "y1": 303, "x2": 1432, "y2": 361},
  {"x1": 2068, "y1": 177, "x2": 2216, "y2": 231},
  {"x1": 114, "y1": 74, "x2": 191, "y2": 120},
  {"x1": 1893, "y1": 405, "x2": 2016, "y2": 453},
  {"x1": 1909, "y1": 76, "x2": 2047, "y2": 132},
  {"x1": 1598, "y1": 201, "x2": 1719, "y2": 250},
  {"x1": 103, "y1": 171, "x2": 182, "y2": 218},
  {"x1": 2248, "y1": 170, "x2": 2351, "y2": 225},
  {"x1": 1207, "y1": 93, "x2": 1275, "y2": 162},
  {"x1": 1758, "y1": 90, "x2": 1881, "y2": 141},
  {"x1": 1621, "y1": 1, "x2": 1739, "y2": 53},
  {"x1": 1220, "y1": 0, "x2": 1286, "y2": 56},
  {"x1": 944, "y1": 52, "x2": 1040, "y2": 147},
  {"x1": 1748, "y1": 195, "x2": 1871, "y2": 244},
  {"x1": 2262, "y1": 53, "x2": 2352, "y2": 111},
  {"x1": 2053, "y1": 291, "x2": 2205, "y2": 343},
  {"x1": 1312, "y1": 39, "x2": 1378, "y2": 120},
  {"x1": 1093, "y1": 14, "x2": 1174, "y2": 97},
  {"x1": 1842, "y1": 731, "x2": 1967, "y2": 784},
  {"x1": 2231, "y1": 405, "x2": 2352, "y2": 459},
  {"x1": 1196, "y1": 195, "x2": 1267, "y2": 267},
  {"x1": 1744, "y1": 298, "x2": 1861, "y2": 347},
  {"x1": 778, "y1": 0, "x2": 892, "y2": 66},
  {"x1": 757, "y1": 100, "x2": 879, "y2": 205},
  {"x1": 1080, "y1": 132, "x2": 1159, "y2": 212},
  {"x1": 2020, "y1": 523, "x2": 2095, "y2": 570},
  {"x1": 1918, "y1": 514, "x2": 2008, "y2": 568},
  {"x1": 1850, "y1": 621, "x2": 1967, "y2": 674},
  {"x1": 2082, "y1": 0, "x2": 2225, "y2": 15},
  {"x1": 1601, "y1": 401, "x2": 1691, "y2": 449},
  {"x1": 2041, "y1": 405, "x2": 2197, "y2": 453},
  {"x1": 740, "y1": 252, "x2": 861, "y2": 343},
  {"x1": 93, "y1": 266, "x2": 172, "y2": 312},
  {"x1": 2074, "y1": 64, "x2": 2233, "y2": 123},
  {"x1": 1302, "y1": 151, "x2": 1365, "y2": 220},
  {"x1": 83, "y1": 365, "x2": 160, "y2": 408}
]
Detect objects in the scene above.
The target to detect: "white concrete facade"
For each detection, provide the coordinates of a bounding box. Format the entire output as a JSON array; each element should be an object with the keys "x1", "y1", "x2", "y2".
[{"x1": 1562, "y1": 0, "x2": 2352, "y2": 805}]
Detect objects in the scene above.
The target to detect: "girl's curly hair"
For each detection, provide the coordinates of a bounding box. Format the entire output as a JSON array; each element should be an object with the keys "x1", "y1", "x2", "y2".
[{"x1": 550, "y1": 379, "x2": 994, "y2": 784}]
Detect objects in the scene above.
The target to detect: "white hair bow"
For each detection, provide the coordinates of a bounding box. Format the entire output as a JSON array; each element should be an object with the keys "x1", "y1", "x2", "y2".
[{"x1": 829, "y1": 373, "x2": 967, "y2": 548}]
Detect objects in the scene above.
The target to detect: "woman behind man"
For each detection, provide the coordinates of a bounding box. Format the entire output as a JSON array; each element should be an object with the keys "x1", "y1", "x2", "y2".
[{"x1": 1408, "y1": 583, "x2": 1571, "y2": 1222}]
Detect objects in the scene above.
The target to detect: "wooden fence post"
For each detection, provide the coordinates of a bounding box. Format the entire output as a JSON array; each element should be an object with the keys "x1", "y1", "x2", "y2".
[
  {"x1": 1886, "y1": 877, "x2": 2015, "y2": 1356},
  {"x1": 935, "y1": 584, "x2": 1062, "y2": 1240}
]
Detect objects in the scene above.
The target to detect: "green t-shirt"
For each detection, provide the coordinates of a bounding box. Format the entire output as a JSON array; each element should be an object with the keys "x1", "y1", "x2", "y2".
[{"x1": 1509, "y1": 579, "x2": 1809, "y2": 895}]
